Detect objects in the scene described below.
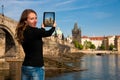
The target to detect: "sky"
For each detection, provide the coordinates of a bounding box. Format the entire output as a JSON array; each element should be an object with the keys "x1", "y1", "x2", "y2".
[{"x1": 0, "y1": 0, "x2": 120, "y2": 37}]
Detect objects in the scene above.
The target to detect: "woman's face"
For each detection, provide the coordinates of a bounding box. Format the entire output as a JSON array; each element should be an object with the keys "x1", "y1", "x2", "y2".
[{"x1": 26, "y1": 12, "x2": 37, "y2": 27}]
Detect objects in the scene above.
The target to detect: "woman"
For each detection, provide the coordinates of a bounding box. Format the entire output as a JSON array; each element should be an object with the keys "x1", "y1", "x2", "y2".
[{"x1": 15, "y1": 9, "x2": 56, "y2": 80}]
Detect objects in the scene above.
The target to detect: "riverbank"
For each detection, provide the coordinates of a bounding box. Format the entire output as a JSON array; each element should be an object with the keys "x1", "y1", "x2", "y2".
[
  {"x1": 44, "y1": 52, "x2": 86, "y2": 77},
  {"x1": 73, "y1": 50, "x2": 120, "y2": 55}
]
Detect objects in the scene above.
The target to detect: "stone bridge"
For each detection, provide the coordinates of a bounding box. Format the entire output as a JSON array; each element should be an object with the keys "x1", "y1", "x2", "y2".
[{"x1": 0, "y1": 14, "x2": 24, "y2": 62}]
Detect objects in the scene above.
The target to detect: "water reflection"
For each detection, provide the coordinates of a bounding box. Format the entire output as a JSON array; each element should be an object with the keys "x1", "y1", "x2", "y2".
[
  {"x1": 0, "y1": 61, "x2": 22, "y2": 80},
  {"x1": 0, "y1": 54, "x2": 120, "y2": 80},
  {"x1": 46, "y1": 54, "x2": 120, "y2": 80}
]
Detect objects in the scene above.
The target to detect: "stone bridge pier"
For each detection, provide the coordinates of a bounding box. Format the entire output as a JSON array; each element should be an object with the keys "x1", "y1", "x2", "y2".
[
  {"x1": 0, "y1": 14, "x2": 24, "y2": 69},
  {"x1": 0, "y1": 29, "x2": 5, "y2": 62}
]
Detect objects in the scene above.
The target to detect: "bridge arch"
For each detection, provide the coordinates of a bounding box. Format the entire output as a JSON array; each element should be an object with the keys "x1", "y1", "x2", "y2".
[
  {"x1": 0, "y1": 24, "x2": 17, "y2": 57},
  {"x1": 0, "y1": 14, "x2": 24, "y2": 60}
]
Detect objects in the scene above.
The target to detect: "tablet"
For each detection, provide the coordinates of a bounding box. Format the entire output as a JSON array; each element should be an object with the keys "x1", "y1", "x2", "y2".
[{"x1": 43, "y1": 12, "x2": 55, "y2": 27}]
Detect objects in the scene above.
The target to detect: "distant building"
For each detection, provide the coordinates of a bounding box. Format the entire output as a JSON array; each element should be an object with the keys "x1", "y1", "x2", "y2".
[
  {"x1": 90, "y1": 36, "x2": 104, "y2": 49},
  {"x1": 81, "y1": 36, "x2": 104, "y2": 49},
  {"x1": 55, "y1": 27, "x2": 64, "y2": 40},
  {"x1": 71, "y1": 23, "x2": 120, "y2": 52},
  {"x1": 115, "y1": 36, "x2": 120, "y2": 51},
  {"x1": 72, "y1": 23, "x2": 81, "y2": 43},
  {"x1": 105, "y1": 36, "x2": 115, "y2": 50},
  {"x1": 107, "y1": 36, "x2": 115, "y2": 45},
  {"x1": 81, "y1": 36, "x2": 90, "y2": 44},
  {"x1": 81, "y1": 35, "x2": 120, "y2": 50},
  {"x1": 102, "y1": 36, "x2": 108, "y2": 50}
]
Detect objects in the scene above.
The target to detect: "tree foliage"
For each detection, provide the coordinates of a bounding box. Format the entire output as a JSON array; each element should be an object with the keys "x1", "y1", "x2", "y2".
[
  {"x1": 99, "y1": 44, "x2": 105, "y2": 50},
  {"x1": 109, "y1": 43, "x2": 114, "y2": 50},
  {"x1": 90, "y1": 44, "x2": 96, "y2": 49},
  {"x1": 83, "y1": 40, "x2": 96, "y2": 49},
  {"x1": 73, "y1": 40, "x2": 83, "y2": 50}
]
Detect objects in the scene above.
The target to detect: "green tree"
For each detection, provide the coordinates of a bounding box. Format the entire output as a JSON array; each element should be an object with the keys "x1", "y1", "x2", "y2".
[
  {"x1": 73, "y1": 40, "x2": 83, "y2": 50},
  {"x1": 73, "y1": 40, "x2": 79, "y2": 48},
  {"x1": 109, "y1": 43, "x2": 114, "y2": 50},
  {"x1": 78, "y1": 43, "x2": 83, "y2": 50},
  {"x1": 99, "y1": 44, "x2": 105, "y2": 50},
  {"x1": 90, "y1": 44, "x2": 96, "y2": 49},
  {"x1": 83, "y1": 40, "x2": 94, "y2": 49},
  {"x1": 83, "y1": 40, "x2": 89, "y2": 49}
]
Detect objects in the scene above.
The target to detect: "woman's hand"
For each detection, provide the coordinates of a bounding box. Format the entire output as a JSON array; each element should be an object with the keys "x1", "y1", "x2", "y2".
[
  {"x1": 41, "y1": 23, "x2": 45, "y2": 28},
  {"x1": 41, "y1": 21, "x2": 56, "y2": 28},
  {"x1": 53, "y1": 22, "x2": 57, "y2": 28}
]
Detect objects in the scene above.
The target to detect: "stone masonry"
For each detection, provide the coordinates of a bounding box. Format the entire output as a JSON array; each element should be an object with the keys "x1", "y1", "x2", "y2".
[{"x1": 0, "y1": 14, "x2": 24, "y2": 62}]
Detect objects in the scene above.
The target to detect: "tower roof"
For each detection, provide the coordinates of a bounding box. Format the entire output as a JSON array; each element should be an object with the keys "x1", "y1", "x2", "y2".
[{"x1": 72, "y1": 23, "x2": 81, "y2": 31}]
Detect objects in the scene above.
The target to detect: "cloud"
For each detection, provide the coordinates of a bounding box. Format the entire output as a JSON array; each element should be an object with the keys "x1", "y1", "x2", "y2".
[
  {"x1": 55, "y1": 0, "x2": 75, "y2": 6},
  {"x1": 0, "y1": 0, "x2": 51, "y2": 20},
  {"x1": 93, "y1": 12, "x2": 112, "y2": 19}
]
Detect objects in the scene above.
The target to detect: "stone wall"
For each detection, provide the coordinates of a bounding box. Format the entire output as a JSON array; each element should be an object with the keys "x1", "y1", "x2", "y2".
[
  {"x1": 0, "y1": 29, "x2": 5, "y2": 62},
  {"x1": 43, "y1": 37, "x2": 71, "y2": 57},
  {"x1": 0, "y1": 14, "x2": 24, "y2": 61}
]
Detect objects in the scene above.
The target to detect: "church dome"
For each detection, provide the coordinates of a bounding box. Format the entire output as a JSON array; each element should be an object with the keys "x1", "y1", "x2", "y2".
[{"x1": 56, "y1": 27, "x2": 62, "y2": 35}]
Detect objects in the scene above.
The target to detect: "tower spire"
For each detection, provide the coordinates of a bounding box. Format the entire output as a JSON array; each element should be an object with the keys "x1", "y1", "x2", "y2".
[
  {"x1": 1, "y1": 5, "x2": 4, "y2": 23},
  {"x1": 2, "y1": 5, "x2": 4, "y2": 16}
]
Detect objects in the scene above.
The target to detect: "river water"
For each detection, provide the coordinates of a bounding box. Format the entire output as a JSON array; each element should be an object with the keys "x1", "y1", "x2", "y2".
[
  {"x1": 46, "y1": 54, "x2": 120, "y2": 80},
  {"x1": 0, "y1": 54, "x2": 120, "y2": 80}
]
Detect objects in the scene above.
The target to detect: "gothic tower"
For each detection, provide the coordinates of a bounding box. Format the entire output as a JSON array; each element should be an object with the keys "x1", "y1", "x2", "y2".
[{"x1": 72, "y1": 23, "x2": 81, "y2": 43}]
